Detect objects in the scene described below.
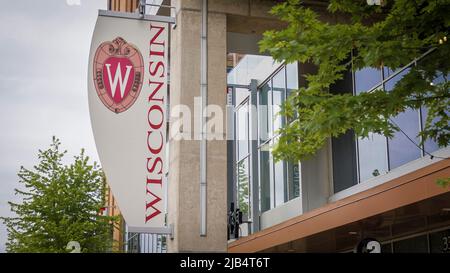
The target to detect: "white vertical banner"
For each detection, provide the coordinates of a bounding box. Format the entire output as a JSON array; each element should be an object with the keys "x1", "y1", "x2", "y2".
[{"x1": 88, "y1": 14, "x2": 168, "y2": 229}]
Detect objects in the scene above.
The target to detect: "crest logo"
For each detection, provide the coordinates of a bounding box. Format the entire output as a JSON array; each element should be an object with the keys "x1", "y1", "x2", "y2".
[{"x1": 93, "y1": 37, "x2": 144, "y2": 113}]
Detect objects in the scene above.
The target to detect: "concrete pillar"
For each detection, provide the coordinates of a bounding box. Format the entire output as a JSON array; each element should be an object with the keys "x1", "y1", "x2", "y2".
[{"x1": 168, "y1": 0, "x2": 228, "y2": 252}]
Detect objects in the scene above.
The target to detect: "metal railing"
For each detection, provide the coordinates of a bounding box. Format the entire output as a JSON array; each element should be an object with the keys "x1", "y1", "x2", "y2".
[
  {"x1": 124, "y1": 232, "x2": 167, "y2": 253},
  {"x1": 138, "y1": 0, "x2": 176, "y2": 15}
]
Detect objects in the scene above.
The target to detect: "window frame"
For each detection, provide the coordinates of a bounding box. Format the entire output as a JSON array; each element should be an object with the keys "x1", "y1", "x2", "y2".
[{"x1": 333, "y1": 48, "x2": 443, "y2": 195}]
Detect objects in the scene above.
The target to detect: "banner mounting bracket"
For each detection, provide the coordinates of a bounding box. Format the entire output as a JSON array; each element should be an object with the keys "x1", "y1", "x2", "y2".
[
  {"x1": 98, "y1": 10, "x2": 176, "y2": 25},
  {"x1": 127, "y1": 224, "x2": 174, "y2": 240}
]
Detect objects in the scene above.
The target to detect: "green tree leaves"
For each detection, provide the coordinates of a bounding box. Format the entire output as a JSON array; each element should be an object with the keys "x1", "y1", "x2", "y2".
[
  {"x1": 1, "y1": 137, "x2": 117, "y2": 253},
  {"x1": 260, "y1": 0, "x2": 450, "y2": 163}
]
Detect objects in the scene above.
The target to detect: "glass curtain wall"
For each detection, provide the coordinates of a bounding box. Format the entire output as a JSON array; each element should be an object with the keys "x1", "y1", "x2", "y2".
[
  {"x1": 258, "y1": 63, "x2": 300, "y2": 212},
  {"x1": 229, "y1": 57, "x2": 300, "y2": 233},
  {"x1": 333, "y1": 50, "x2": 445, "y2": 194},
  {"x1": 236, "y1": 97, "x2": 251, "y2": 219}
]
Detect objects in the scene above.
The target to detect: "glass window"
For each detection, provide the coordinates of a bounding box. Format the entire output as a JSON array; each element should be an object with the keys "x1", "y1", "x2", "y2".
[
  {"x1": 259, "y1": 145, "x2": 272, "y2": 212},
  {"x1": 383, "y1": 66, "x2": 403, "y2": 79},
  {"x1": 237, "y1": 158, "x2": 251, "y2": 219},
  {"x1": 354, "y1": 67, "x2": 382, "y2": 94},
  {"x1": 433, "y1": 72, "x2": 447, "y2": 84},
  {"x1": 332, "y1": 130, "x2": 358, "y2": 193},
  {"x1": 393, "y1": 235, "x2": 428, "y2": 253},
  {"x1": 236, "y1": 102, "x2": 249, "y2": 160},
  {"x1": 257, "y1": 65, "x2": 301, "y2": 211},
  {"x1": 429, "y1": 229, "x2": 450, "y2": 253},
  {"x1": 268, "y1": 137, "x2": 287, "y2": 207},
  {"x1": 286, "y1": 63, "x2": 299, "y2": 121},
  {"x1": 272, "y1": 68, "x2": 286, "y2": 134},
  {"x1": 388, "y1": 108, "x2": 421, "y2": 169},
  {"x1": 358, "y1": 133, "x2": 388, "y2": 181},
  {"x1": 234, "y1": 63, "x2": 302, "y2": 218},
  {"x1": 235, "y1": 88, "x2": 249, "y2": 108},
  {"x1": 273, "y1": 157, "x2": 287, "y2": 207},
  {"x1": 287, "y1": 162, "x2": 300, "y2": 200},
  {"x1": 227, "y1": 55, "x2": 277, "y2": 86},
  {"x1": 384, "y1": 68, "x2": 410, "y2": 92},
  {"x1": 258, "y1": 83, "x2": 270, "y2": 144},
  {"x1": 421, "y1": 106, "x2": 444, "y2": 154},
  {"x1": 286, "y1": 63, "x2": 298, "y2": 97}
]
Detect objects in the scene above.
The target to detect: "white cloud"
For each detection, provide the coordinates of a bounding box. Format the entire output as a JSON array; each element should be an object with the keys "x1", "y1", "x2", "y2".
[{"x1": 0, "y1": 0, "x2": 106, "y2": 252}]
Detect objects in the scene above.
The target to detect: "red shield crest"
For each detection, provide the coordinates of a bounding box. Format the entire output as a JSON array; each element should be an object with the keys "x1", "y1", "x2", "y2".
[{"x1": 93, "y1": 37, "x2": 144, "y2": 113}]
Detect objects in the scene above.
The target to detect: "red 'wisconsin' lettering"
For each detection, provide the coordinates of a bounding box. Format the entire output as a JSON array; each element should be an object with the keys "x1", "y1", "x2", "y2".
[
  {"x1": 145, "y1": 185, "x2": 162, "y2": 223},
  {"x1": 145, "y1": 23, "x2": 167, "y2": 224},
  {"x1": 149, "y1": 25, "x2": 165, "y2": 56}
]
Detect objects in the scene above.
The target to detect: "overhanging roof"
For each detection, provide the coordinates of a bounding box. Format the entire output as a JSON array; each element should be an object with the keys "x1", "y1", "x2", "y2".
[{"x1": 228, "y1": 159, "x2": 450, "y2": 252}]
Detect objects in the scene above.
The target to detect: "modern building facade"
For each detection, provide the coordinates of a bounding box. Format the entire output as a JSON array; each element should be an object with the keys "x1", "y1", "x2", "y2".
[
  {"x1": 106, "y1": 0, "x2": 450, "y2": 253},
  {"x1": 227, "y1": 50, "x2": 450, "y2": 253}
]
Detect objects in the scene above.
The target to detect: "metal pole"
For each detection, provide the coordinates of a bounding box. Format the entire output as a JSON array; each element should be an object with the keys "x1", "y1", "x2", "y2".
[
  {"x1": 139, "y1": 0, "x2": 146, "y2": 16},
  {"x1": 249, "y1": 79, "x2": 260, "y2": 233},
  {"x1": 200, "y1": 0, "x2": 208, "y2": 237}
]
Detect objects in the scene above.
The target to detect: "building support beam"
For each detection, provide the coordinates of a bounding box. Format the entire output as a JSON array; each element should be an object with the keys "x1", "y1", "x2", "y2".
[{"x1": 167, "y1": 0, "x2": 228, "y2": 252}]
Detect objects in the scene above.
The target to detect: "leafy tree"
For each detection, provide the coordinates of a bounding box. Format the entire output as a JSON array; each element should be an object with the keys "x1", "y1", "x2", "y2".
[
  {"x1": 259, "y1": 0, "x2": 449, "y2": 164},
  {"x1": 237, "y1": 161, "x2": 250, "y2": 216},
  {"x1": 1, "y1": 137, "x2": 117, "y2": 253}
]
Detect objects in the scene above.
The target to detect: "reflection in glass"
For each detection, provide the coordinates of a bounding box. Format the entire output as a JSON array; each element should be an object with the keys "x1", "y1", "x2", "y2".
[
  {"x1": 383, "y1": 66, "x2": 403, "y2": 79},
  {"x1": 358, "y1": 133, "x2": 388, "y2": 181},
  {"x1": 286, "y1": 63, "x2": 298, "y2": 97},
  {"x1": 384, "y1": 68, "x2": 410, "y2": 92},
  {"x1": 237, "y1": 103, "x2": 249, "y2": 160},
  {"x1": 235, "y1": 88, "x2": 249, "y2": 107},
  {"x1": 287, "y1": 162, "x2": 300, "y2": 200},
  {"x1": 421, "y1": 106, "x2": 440, "y2": 154},
  {"x1": 259, "y1": 148, "x2": 271, "y2": 212},
  {"x1": 355, "y1": 67, "x2": 382, "y2": 94},
  {"x1": 227, "y1": 55, "x2": 277, "y2": 86},
  {"x1": 273, "y1": 142, "x2": 287, "y2": 206},
  {"x1": 388, "y1": 108, "x2": 421, "y2": 169},
  {"x1": 286, "y1": 63, "x2": 299, "y2": 121},
  {"x1": 258, "y1": 83, "x2": 270, "y2": 144},
  {"x1": 332, "y1": 130, "x2": 358, "y2": 193},
  {"x1": 255, "y1": 64, "x2": 302, "y2": 213},
  {"x1": 272, "y1": 68, "x2": 286, "y2": 134},
  {"x1": 237, "y1": 158, "x2": 250, "y2": 219}
]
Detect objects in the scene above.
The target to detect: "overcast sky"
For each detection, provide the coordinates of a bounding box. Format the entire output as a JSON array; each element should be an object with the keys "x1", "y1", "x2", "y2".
[{"x1": 0, "y1": 0, "x2": 106, "y2": 252}]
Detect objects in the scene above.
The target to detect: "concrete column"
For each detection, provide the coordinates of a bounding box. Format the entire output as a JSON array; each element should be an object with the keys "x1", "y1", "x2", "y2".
[
  {"x1": 301, "y1": 142, "x2": 332, "y2": 213},
  {"x1": 168, "y1": 0, "x2": 227, "y2": 252}
]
